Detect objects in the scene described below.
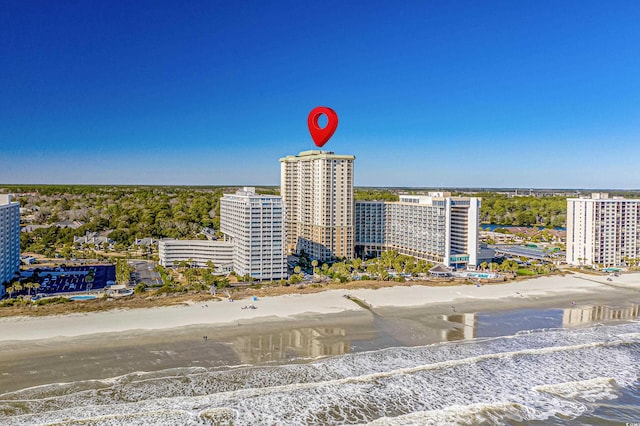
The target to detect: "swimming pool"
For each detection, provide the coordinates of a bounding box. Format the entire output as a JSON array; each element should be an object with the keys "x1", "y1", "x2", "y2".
[
  {"x1": 69, "y1": 295, "x2": 97, "y2": 301},
  {"x1": 467, "y1": 273, "x2": 497, "y2": 279}
]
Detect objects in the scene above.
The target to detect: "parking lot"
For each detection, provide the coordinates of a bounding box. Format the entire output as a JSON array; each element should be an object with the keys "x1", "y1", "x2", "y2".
[
  {"x1": 130, "y1": 261, "x2": 162, "y2": 286},
  {"x1": 17, "y1": 265, "x2": 116, "y2": 297}
]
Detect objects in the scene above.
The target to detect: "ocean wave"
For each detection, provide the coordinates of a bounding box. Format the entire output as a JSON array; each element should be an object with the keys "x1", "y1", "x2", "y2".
[
  {"x1": 362, "y1": 402, "x2": 538, "y2": 426},
  {"x1": 1, "y1": 322, "x2": 639, "y2": 425},
  {"x1": 534, "y1": 377, "x2": 619, "y2": 402}
]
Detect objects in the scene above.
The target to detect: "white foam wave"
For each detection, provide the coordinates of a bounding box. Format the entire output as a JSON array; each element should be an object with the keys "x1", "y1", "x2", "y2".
[
  {"x1": 362, "y1": 402, "x2": 537, "y2": 426},
  {"x1": 534, "y1": 377, "x2": 619, "y2": 402},
  {"x1": 1, "y1": 322, "x2": 639, "y2": 425}
]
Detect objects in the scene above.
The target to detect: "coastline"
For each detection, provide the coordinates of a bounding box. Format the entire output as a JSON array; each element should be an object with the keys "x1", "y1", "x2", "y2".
[{"x1": 2, "y1": 272, "x2": 640, "y2": 342}]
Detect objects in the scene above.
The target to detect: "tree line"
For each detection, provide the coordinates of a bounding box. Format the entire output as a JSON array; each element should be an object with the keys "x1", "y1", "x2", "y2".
[{"x1": 13, "y1": 185, "x2": 638, "y2": 258}]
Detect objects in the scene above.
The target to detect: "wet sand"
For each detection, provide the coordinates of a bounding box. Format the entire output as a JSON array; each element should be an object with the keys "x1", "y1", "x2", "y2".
[{"x1": 1, "y1": 280, "x2": 638, "y2": 394}]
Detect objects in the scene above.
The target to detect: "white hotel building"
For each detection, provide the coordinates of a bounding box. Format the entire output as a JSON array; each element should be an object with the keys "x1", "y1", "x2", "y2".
[
  {"x1": 567, "y1": 193, "x2": 640, "y2": 267},
  {"x1": 280, "y1": 150, "x2": 355, "y2": 261},
  {"x1": 158, "y1": 239, "x2": 233, "y2": 269},
  {"x1": 355, "y1": 193, "x2": 481, "y2": 269},
  {"x1": 1, "y1": 194, "x2": 20, "y2": 295},
  {"x1": 220, "y1": 187, "x2": 287, "y2": 281}
]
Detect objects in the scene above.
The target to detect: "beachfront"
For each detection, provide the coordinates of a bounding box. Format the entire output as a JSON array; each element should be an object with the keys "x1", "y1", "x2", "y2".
[
  {"x1": 2, "y1": 272, "x2": 639, "y2": 342},
  {"x1": 2, "y1": 272, "x2": 640, "y2": 425}
]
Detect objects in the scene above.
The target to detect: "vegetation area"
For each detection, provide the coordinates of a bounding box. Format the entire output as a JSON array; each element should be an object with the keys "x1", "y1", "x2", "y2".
[
  {"x1": 478, "y1": 259, "x2": 557, "y2": 276},
  {"x1": 292, "y1": 250, "x2": 435, "y2": 284},
  {"x1": 354, "y1": 188, "x2": 399, "y2": 202},
  {"x1": 8, "y1": 185, "x2": 399, "y2": 258},
  {"x1": 474, "y1": 193, "x2": 567, "y2": 227},
  {"x1": 115, "y1": 259, "x2": 133, "y2": 285},
  {"x1": 8, "y1": 185, "x2": 572, "y2": 259}
]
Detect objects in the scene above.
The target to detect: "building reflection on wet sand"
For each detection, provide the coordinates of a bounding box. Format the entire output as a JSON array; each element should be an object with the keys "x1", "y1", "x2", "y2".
[
  {"x1": 229, "y1": 304, "x2": 639, "y2": 364},
  {"x1": 563, "y1": 304, "x2": 639, "y2": 326},
  {"x1": 233, "y1": 327, "x2": 350, "y2": 363},
  {"x1": 231, "y1": 313, "x2": 480, "y2": 363},
  {"x1": 442, "y1": 313, "x2": 477, "y2": 341}
]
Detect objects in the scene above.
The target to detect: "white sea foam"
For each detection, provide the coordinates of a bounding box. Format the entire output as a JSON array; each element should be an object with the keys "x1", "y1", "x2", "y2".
[
  {"x1": 363, "y1": 402, "x2": 537, "y2": 426},
  {"x1": 1, "y1": 322, "x2": 639, "y2": 425},
  {"x1": 534, "y1": 377, "x2": 619, "y2": 402}
]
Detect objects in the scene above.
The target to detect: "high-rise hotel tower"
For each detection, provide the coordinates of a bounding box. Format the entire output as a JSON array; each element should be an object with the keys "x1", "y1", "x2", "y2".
[
  {"x1": 220, "y1": 187, "x2": 287, "y2": 280},
  {"x1": 0, "y1": 194, "x2": 20, "y2": 295},
  {"x1": 355, "y1": 193, "x2": 480, "y2": 269},
  {"x1": 280, "y1": 150, "x2": 355, "y2": 261},
  {"x1": 567, "y1": 193, "x2": 640, "y2": 267}
]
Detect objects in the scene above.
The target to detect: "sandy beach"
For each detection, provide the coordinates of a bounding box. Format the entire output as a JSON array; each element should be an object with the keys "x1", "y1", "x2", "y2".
[{"x1": 2, "y1": 272, "x2": 639, "y2": 342}]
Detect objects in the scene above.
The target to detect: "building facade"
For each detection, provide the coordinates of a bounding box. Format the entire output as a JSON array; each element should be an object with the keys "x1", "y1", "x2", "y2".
[
  {"x1": 220, "y1": 187, "x2": 287, "y2": 280},
  {"x1": 158, "y1": 239, "x2": 233, "y2": 269},
  {"x1": 280, "y1": 150, "x2": 355, "y2": 261},
  {"x1": 0, "y1": 194, "x2": 20, "y2": 295},
  {"x1": 354, "y1": 201, "x2": 387, "y2": 259},
  {"x1": 567, "y1": 193, "x2": 640, "y2": 267},
  {"x1": 355, "y1": 193, "x2": 481, "y2": 269}
]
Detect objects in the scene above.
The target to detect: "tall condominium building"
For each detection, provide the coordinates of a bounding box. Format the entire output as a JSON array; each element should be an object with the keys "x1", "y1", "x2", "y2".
[
  {"x1": 1, "y1": 194, "x2": 20, "y2": 295},
  {"x1": 354, "y1": 201, "x2": 387, "y2": 259},
  {"x1": 158, "y1": 239, "x2": 233, "y2": 268},
  {"x1": 567, "y1": 193, "x2": 640, "y2": 267},
  {"x1": 355, "y1": 192, "x2": 481, "y2": 269},
  {"x1": 280, "y1": 150, "x2": 355, "y2": 261},
  {"x1": 220, "y1": 187, "x2": 287, "y2": 280}
]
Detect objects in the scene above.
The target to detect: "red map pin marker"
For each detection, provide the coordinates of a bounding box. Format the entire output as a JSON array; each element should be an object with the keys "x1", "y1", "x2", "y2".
[{"x1": 308, "y1": 106, "x2": 338, "y2": 148}]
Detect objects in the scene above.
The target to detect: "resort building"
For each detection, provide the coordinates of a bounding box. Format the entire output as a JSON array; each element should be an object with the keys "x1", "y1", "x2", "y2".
[
  {"x1": 73, "y1": 231, "x2": 114, "y2": 248},
  {"x1": 280, "y1": 150, "x2": 355, "y2": 261},
  {"x1": 354, "y1": 201, "x2": 387, "y2": 258},
  {"x1": 158, "y1": 239, "x2": 233, "y2": 269},
  {"x1": 220, "y1": 187, "x2": 287, "y2": 281},
  {"x1": 355, "y1": 193, "x2": 481, "y2": 269},
  {"x1": 0, "y1": 194, "x2": 20, "y2": 295},
  {"x1": 567, "y1": 193, "x2": 640, "y2": 267}
]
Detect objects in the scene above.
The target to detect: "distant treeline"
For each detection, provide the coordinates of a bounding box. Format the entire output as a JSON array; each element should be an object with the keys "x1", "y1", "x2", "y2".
[
  {"x1": 474, "y1": 192, "x2": 566, "y2": 227},
  {"x1": 8, "y1": 185, "x2": 639, "y2": 256}
]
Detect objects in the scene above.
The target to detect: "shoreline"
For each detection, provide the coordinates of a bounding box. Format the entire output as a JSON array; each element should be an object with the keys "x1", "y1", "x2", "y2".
[{"x1": 1, "y1": 272, "x2": 640, "y2": 342}]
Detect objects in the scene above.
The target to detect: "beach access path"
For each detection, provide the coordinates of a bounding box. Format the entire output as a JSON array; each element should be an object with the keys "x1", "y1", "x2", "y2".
[{"x1": 1, "y1": 272, "x2": 639, "y2": 342}]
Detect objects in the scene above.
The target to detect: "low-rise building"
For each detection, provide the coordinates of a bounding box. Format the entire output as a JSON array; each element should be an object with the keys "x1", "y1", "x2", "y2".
[
  {"x1": 74, "y1": 232, "x2": 113, "y2": 247},
  {"x1": 158, "y1": 239, "x2": 233, "y2": 269}
]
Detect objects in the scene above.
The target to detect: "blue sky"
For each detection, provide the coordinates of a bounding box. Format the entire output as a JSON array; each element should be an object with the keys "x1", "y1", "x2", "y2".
[{"x1": 1, "y1": 1, "x2": 639, "y2": 188}]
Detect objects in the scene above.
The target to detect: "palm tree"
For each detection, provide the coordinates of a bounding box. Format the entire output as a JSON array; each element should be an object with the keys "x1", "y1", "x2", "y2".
[
  {"x1": 10, "y1": 283, "x2": 23, "y2": 298},
  {"x1": 480, "y1": 262, "x2": 488, "y2": 271},
  {"x1": 23, "y1": 282, "x2": 34, "y2": 295},
  {"x1": 5, "y1": 284, "x2": 16, "y2": 298}
]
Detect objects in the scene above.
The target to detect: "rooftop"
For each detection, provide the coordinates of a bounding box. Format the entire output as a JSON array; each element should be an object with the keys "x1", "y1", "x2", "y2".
[{"x1": 280, "y1": 150, "x2": 356, "y2": 162}]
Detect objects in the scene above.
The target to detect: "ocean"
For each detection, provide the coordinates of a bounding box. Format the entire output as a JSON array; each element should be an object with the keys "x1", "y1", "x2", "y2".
[{"x1": 1, "y1": 305, "x2": 639, "y2": 425}]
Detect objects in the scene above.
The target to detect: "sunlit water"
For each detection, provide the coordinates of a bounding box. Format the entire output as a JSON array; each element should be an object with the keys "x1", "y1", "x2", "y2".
[{"x1": 1, "y1": 309, "x2": 639, "y2": 425}]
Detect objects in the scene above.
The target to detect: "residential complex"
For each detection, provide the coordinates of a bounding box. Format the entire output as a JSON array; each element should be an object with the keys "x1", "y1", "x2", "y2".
[
  {"x1": 0, "y1": 194, "x2": 20, "y2": 295},
  {"x1": 354, "y1": 201, "x2": 387, "y2": 259},
  {"x1": 220, "y1": 187, "x2": 287, "y2": 281},
  {"x1": 567, "y1": 193, "x2": 640, "y2": 267},
  {"x1": 158, "y1": 239, "x2": 233, "y2": 269},
  {"x1": 355, "y1": 193, "x2": 481, "y2": 269},
  {"x1": 280, "y1": 150, "x2": 355, "y2": 261}
]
